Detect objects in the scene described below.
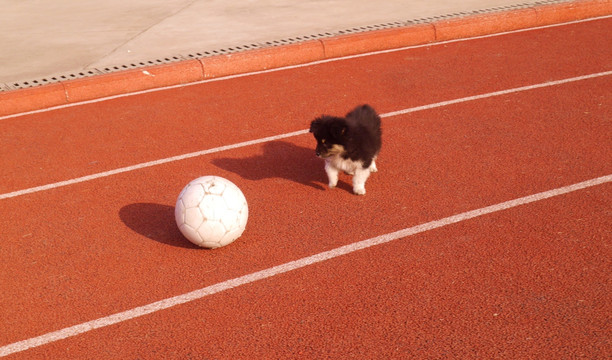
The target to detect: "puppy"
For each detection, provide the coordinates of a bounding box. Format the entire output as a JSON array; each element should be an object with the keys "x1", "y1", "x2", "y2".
[{"x1": 309, "y1": 104, "x2": 382, "y2": 195}]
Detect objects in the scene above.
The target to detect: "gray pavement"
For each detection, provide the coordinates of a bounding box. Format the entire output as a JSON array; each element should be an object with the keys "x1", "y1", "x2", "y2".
[{"x1": 1, "y1": 0, "x2": 563, "y2": 89}]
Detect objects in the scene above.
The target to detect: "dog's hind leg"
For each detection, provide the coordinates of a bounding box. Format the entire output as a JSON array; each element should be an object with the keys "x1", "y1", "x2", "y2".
[{"x1": 369, "y1": 158, "x2": 378, "y2": 173}]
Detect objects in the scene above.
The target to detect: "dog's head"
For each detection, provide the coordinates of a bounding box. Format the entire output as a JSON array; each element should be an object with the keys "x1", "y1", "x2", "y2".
[{"x1": 309, "y1": 115, "x2": 348, "y2": 158}]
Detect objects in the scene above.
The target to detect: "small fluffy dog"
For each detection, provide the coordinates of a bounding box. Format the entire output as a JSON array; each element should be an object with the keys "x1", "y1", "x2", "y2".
[{"x1": 309, "y1": 104, "x2": 382, "y2": 195}]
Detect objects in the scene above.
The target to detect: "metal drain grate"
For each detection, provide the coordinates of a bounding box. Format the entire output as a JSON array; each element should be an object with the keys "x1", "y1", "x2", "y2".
[
  {"x1": 0, "y1": 0, "x2": 574, "y2": 92},
  {"x1": 186, "y1": 43, "x2": 262, "y2": 58},
  {"x1": 99, "y1": 55, "x2": 185, "y2": 73},
  {"x1": 5, "y1": 70, "x2": 103, "y2": 90}
]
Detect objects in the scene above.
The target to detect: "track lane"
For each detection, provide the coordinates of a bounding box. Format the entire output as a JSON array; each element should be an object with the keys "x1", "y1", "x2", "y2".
[
  {"x1": 1, "y1": 16, "x2": 611, "y2": 359},
  {"x1": 1, "y1": 18, "x2": 611, "y2": 193},
  {"x1": 1, "y1": 78, "x2": 611, "y2": 350},
  {"x1": 4, "y1": 180, "x2": 610, "y2": 358}
]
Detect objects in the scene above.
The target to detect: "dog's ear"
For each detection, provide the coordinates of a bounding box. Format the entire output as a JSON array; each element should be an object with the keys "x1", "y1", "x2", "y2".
[{"x1": 309, "y1": 118, "x2": 321, "y2": 133}]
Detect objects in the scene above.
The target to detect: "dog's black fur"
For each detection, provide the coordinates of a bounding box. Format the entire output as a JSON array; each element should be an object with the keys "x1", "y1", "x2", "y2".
[{"x1": 309, "y1": 104, "x2": 382, "y2": 195}]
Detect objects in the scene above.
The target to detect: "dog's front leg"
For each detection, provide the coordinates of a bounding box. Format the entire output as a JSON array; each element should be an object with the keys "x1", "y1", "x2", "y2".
[
  {"x1": 352, "y1": 167, "x2": 371, "y2": 195},
  {"x1": 324, "y1": 160, "x2": 339, "y2": 188}
]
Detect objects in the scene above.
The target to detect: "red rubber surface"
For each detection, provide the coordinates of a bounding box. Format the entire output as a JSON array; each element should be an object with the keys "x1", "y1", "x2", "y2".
[{"x1": 1, "y1": 17, "x2": 611, "y2": 359}]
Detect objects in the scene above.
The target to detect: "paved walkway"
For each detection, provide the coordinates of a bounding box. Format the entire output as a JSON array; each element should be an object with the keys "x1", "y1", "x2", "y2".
[{"x1": 1, "y1": 0, "x2": 558, "y2": 88}]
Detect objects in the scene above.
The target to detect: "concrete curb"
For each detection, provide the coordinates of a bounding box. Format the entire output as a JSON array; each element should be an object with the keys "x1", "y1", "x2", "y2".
[{"x1": 1, "y1": 0, "x2": 610, "y2": 117}]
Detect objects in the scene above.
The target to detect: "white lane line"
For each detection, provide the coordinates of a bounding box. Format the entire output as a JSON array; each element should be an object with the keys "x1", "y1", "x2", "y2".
[
  {"x1": 1, "y1": 174, "x2": 610, "y2": 357},
  {"x1": 1, "y1": 15, "x2": 611, "y2": 122},
  {"x1": 0, "y1": 129, "x2": 307, "y2": 200},
  {"x1": 1, "y1": 70, "x2": 611, "y2": 201},
  {"x1": 381, "y1": 71, "x2": 612, "y2": 118}
]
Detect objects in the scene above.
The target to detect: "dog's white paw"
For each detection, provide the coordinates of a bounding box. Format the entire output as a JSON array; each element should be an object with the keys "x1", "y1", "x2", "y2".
[
  {"x1": 353, "y1": 186, "x2": 366, "y2": 195},
  {"x1": 369, "y1": 160, "x2": 378, "y2": 173},
  {"x1": 328, "y1": 181, "x2": 337, "y2": 189}
]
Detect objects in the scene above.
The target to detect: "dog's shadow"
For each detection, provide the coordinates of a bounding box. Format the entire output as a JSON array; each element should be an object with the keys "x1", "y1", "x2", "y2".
[
  {"x1": 212, "y1": 141, "x2": 327, "y2": 190},
  {"x1": 119, "y1": 203, "x2": 201, "y2": 249}
]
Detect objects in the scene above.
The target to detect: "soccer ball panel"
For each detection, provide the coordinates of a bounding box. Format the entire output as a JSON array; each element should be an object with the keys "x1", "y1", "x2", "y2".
[
  {"x1": 197, "y1": 220, "x2": 226, "y2": 248},
  {"x1": 199, "y1": 195, "x2": 226, "y2": 222},
  {"x1": 220, "y1": 208, "x2": 239, "y2": 232},
  {"x1": 179, "y1": 223, "x2": 202, "y2": 244},
  {"x1": 203, "y1": 177, "x2": 226, "y2": 195},
  {"x1": 238, "y1": 205, "x2": 248, "y2": 230},
  {"x1": 221, "y1": 226, "x2": 246, "y2": 247},
  {"x1": 184, "y1": 207, "x2": 204, "y2": 228},
  {"x1": 222, "y1": 186, "x2": 246, "y2": 211},
  {"x1": 175, "y1": 198, "x2": 186, "y2": 225},
  {"x1": 181, "y1": 184, "x2": 205, "y2": 208}
]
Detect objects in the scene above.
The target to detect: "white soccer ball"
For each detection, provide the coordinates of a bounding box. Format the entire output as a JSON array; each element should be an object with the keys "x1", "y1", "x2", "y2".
[{"x1": 175, "y1": 176, "x2": 248, "y2": 248}]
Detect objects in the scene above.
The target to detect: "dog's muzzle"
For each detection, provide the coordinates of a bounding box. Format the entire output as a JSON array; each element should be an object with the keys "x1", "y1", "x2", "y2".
[{"x1": 316, "y1": 150, "x2": 329, "y2": 158}]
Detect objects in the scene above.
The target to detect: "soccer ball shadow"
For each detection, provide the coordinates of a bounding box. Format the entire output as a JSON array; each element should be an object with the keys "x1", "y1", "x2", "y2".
[
  {"x1": 212, "y1": 141, "x2": 327, "y2": 190},
  {"x1": 119, "y1": 203, "x2": 201, "y2": 249}
]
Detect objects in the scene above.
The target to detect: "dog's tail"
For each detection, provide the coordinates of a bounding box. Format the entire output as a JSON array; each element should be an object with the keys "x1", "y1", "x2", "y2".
[{"x1": 346, "y1": 104, "x2": 381, "y2": 136}]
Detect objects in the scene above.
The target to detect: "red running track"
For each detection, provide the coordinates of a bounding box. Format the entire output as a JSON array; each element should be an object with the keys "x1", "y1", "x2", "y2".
[{"x1": 1, "y1": 17, "x2": 611, "y2": 359}]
